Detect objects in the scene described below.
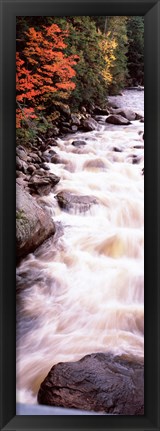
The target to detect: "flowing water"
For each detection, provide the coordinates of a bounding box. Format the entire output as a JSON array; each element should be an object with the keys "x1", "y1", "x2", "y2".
[{"x1": 16, "y1": 89, "x2": 144, "y2": 405}]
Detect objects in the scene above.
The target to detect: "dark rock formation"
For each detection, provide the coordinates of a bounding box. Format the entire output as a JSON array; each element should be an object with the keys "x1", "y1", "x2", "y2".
[
  {"x1": 38, "y1": 352, "x2": 144, "y2": 415},
  {"x1": 106, "y1": 115, "x2": 131, "y2": 125},
  {"x1": 28, "y1": 172, "x2": 60, "y2": 196},
  {"x1": 56, "y1": 191, "x2": 97, "y2": 213},
  {"x1": 16, "y1": 184, "x2": 55, "y2": 259}
]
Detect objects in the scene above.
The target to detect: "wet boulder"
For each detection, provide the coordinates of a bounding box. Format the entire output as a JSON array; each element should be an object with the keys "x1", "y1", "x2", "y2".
[
  {"x1": 81, "y1": 117, "x2": 100, "y2": 131},
  {"x1": 71, "y1": 113, "x2": 81, "y2": 126},
  {"x1": 110, "y1": 108, "x2": 136, "y2": 121},
  {"x1": 112, "y1": 146, "x2": 123, "y2": 152},
  {"x1": 132, "y1": 155, "x2": 142, "y2": 164},
  {"x1": 55, "y1": 191, "x2": 97, "y2": 213},
  {"x1": 83, "y1": 159, "x2": 107, "y2": 170},
  {"x1": 51, "y1": 154, "x2": 63, "y2": 164},
  {"x1": 38, "y1": 352, "x2": 144, "y2": 415},
  {"x1": 16, "y1": 184, "x2": 55, "y2": 259},
  {"x1": 28, "y1": 172, "x2": 60, "y2": 196},
  {"x1": 72, "y1": 140, "x2": 86, "y2": 147},
  {"x1": 93, "y1": 106, "x2": 110, "y2": 115},
  {"x1": 16, "y1": 146, "x2": 28, "y2": 161},
  {"x1": 106, "y1": 115, "x2": 131, "y2": 125}
]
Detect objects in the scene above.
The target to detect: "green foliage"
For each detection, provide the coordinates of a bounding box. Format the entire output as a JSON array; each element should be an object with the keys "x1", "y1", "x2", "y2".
[
  {"x1": 51, "y1": 17, "x2": 108, "y2": 109},
  {"x1": 126, "y1": 16, "x2": 144, "y2": 86},
  {"x1": 106, "y1": 17, "x2": 128, "y2": 95}
]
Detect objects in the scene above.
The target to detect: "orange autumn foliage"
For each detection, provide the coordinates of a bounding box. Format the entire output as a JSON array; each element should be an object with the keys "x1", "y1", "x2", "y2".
[{"x1": 16, "y1": 24, "x2": 78, "y2": 128}]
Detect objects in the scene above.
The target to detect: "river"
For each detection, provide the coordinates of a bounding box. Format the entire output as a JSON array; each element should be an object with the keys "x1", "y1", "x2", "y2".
[{"x1": 16, "y1": 89, "x2": 144, "y2": 406}]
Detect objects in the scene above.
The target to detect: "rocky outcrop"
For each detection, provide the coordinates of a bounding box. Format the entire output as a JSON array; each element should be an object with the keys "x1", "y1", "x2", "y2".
[
  {"x1": 55, "y1": 191, "x2": 97, "y2": 213},
  {"x1": 106, "y1": 115, "x2": 131, "y2": 125},
  {"x1": 16, "y1": 184, "x2": 55, "y2": 259},
  {"x1": 38, "y1": 352, "x2": 144, "y2": 415}
]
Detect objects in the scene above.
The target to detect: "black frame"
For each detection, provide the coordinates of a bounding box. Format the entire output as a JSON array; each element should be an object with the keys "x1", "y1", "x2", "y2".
[{"x1": 0, "y1": 0, "x2": 160, "y2": 430}]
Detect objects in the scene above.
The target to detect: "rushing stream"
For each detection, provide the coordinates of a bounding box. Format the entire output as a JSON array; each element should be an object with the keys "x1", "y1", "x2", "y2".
[{"x1": 16, "y1": 89, "x2": 144, "y2": 405}]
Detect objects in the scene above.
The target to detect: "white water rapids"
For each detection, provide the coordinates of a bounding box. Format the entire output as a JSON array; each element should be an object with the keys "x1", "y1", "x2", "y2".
[{"x1": 16, "y1": 89, "x2": 144, "y2": 405}]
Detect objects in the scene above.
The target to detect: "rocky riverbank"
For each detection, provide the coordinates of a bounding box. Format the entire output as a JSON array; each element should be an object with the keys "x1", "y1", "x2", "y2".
[{"x1": 16, "y1": 98, "x2": 144, "y2": 260}]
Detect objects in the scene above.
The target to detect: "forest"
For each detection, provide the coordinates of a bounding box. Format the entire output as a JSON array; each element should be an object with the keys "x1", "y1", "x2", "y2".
[{"x1": 16, "y1": 16, "x2": 144, "y2": 144}]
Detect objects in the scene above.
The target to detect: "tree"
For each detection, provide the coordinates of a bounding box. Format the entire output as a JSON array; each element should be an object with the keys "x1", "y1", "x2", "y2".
[
  {"x1": 106, "y1": 17, "x2": 128, "y2": 94},
  {"x1": 127, "y1": 16, "x2": 144, "y2": 86},
  {"x1": 52, "y1": 17, "x2": 108, "y2": 109},
  {"x1": 16, "y1": 23, "x2": 78, "y2": 128}
]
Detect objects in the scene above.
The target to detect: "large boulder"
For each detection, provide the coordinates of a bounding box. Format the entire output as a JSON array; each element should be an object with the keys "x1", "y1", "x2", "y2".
[
  {"x1": 106, "y1": 115, "x2": 131, "y2": 125},
  {"x1": 110, "y1": 108, "x2": 136, "y2": 121},
  {"x1": 81, "y1": 117, "x2": 100, "y2": 131},
  {"x1": 28, "y1": 172, "x2": 60, "y2": 196},
  {"x1": 56, "y1": 191, "x2": 97, "y2": 213},
  {"x1": 38, "y1": 352, "x2": 144, "y2": 415},
  {"x1": 16, "y1": 184, "x2": 55, "y2": 258}
]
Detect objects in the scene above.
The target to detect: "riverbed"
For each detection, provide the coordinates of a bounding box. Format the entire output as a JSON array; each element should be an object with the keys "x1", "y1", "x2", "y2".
[{"x1": 16, "y1": 89, "x2": 144, "y2": 405}]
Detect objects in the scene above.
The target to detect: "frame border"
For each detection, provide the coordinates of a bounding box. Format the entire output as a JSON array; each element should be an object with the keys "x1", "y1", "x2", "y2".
[{"x1": 0, "y1": 1, "x2": 160, "y2": 430}]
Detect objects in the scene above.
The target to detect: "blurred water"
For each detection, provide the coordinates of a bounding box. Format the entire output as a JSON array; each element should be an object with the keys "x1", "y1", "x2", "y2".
[{"x1": 16, "y1": 89, "x2": 144, "y2": 405}]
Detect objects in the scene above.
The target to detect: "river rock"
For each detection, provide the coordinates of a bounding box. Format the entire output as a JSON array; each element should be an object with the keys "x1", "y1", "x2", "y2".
[
  {"x1": 113, "y1": 146, "x2": 123, "y2": 152},
  {"x1": 110, "y1": 108, "x2": 136, "y2": 121},
  {"x1": 16, "y1": 157, "x2": 28, "y2": 174},
  {"x1": 93, "y1": 106, "x2": 110, "y2": 115},
  {"x1": 46, "y1": 138, "x2": 58, "y2": 147},
  {"x1": 106, "y1": 115, "x2": 131, "y2": 125},
  {"x1": 39, "y1": 163, "x2": 50, "y2": 171},
  {"x1": 28, "y1": 152, "x2": 42, "y2": 163},
  {"x1": 38, "y1": 352, "x2": 144, "y2": 415},
  {"x1": 83, "y1": 159, "x2": 107, "y2": 170},
  {"x1": 71, "y1": 125, "x2": 78, "y2": 132},
  {"x1": 51, "y1": 154, "x2": 64, "y2": 164},
  {"x1": 81, "y1": 117, "x2": 100, "y2": 131},
  {"x1": 133, "y1": 145, "x2": 144, "y2": 149},
  {"x1": 132, "y1": 155, "x2": 142, "y2": 164},
  {"x1": 72, "y1": 140, "x2": 86, "y2": 147},
  {"x1": 28, "y1": 172, "x2": 60, "y2": 196},
  {"x1": 71, "y1": 114, "x2": 81, "y2": 126},
  {"x1": 56, "y1": 191, "x2": 97, "y2": 213},
  {"x1": 27, "y1": 165, "x2": 37, "y2": 174},
  {"x1": 16, "y1": 146, "x2": 28, "y2": 161},
  {"x1": 16, "y1": 184, "x2": 55, "y2": 259}
]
